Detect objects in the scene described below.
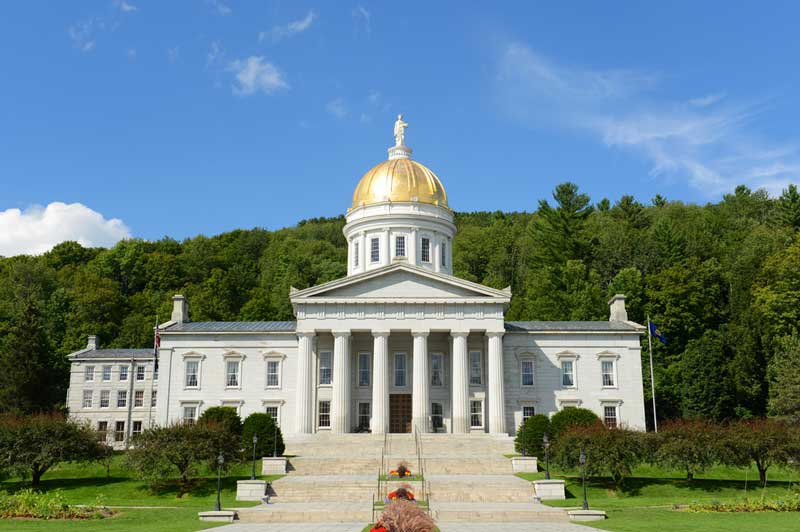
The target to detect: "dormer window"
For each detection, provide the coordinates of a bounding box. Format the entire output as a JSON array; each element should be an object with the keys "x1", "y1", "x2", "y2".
[
  {"x1": 353, "y1": 241, "x2": 360, "y2": 267},
  {"x1": 395, "y1": 235, "x2": 406, "y2": 258},
  {"x1": 370, "y1": 238, "x2": 380, "y2": 263},
  {"x1": 421, "y1": 237, "x2": 431, "y2": 263}
]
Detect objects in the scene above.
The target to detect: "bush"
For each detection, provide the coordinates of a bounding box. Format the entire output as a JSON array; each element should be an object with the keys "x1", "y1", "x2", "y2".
[
  {"x1": 653, "y1": 419, "x2": 722, "y2": 481},
  {"x1": 549, "y1": 407, "x2": 600, "y2": 438},
  {"x1": 198, "y1": 406, "x2": 242, "y2": 436},
  {"x1": 719, "y1": 418, "x2": 800, "y2": 486},
  {"x1": 689, "y1": 495, "x2": 800, "y2": 512},
  {"x1": 515, "y1": 414, "x2": 551, "y2": 457},
  {"x1": 552, "y1": 424, "x2": 644, "y2": 488},
  {"x1": 242, "y1": 413, "x2": 285, "y2": 458},
  {"x1": 0, "y1": 489, "x2": 111, "y2": 519}
]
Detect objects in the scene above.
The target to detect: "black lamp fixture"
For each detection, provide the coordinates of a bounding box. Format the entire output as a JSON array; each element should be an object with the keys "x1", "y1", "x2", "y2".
[
  {"x1": 542, "y1": 432, "x2": 550, "y2": 480},
  {"x1": 215, "y1": 453, "x2": 225, "y2": 512},
  {"x1": 579, "y1": 449, "x2": 588, "y2": 511},
  {"x1": 273, "y1": 422, "x2": 279, "y2": 458},
  {"x1": 251, "y1": 434, "x2": 259, "y2": 480}
]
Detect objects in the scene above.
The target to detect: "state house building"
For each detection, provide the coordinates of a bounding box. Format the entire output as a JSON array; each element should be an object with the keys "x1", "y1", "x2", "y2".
[{"x1": 66, "y1": 118, "x2": 646, "y2": 447}]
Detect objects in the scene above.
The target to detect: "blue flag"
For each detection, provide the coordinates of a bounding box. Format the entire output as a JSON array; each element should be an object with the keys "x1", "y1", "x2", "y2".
[{"x1": 649, "y1": 321, "x2": 667, "y2": 345}]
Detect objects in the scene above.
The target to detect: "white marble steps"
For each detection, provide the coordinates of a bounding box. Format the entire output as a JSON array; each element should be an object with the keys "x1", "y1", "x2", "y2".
[
  {"x1": 269, "y1": 475, "x2": 377, "y2": 502},
  {"x1": 287, "y1": 457, "x2": 380, "y2": 475},
  {"x1": 236, "y1": 502, "x2": 371, "y2": 523},
  {"x1": 426, "y1": 475, "x2": 534, "y2": 503},
  {"x1": 431, "y1": 502, "x2": 568, "y2": 522}
]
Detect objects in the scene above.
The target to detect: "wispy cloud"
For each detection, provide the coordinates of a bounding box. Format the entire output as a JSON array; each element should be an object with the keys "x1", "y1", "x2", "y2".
[
  {"x1": 68, "y1": 19, "x2": 99, "y2": 52},
  {"x1": 497, "y1": 43, "x2": 799, "y2": 197},
  {"x1": 207, "y1": 0, "x2": 232, "y2": 16},
  {"x1": 326, "y1": 98, "x2": 348, "y2": 119},
  {"x1": 228, "y1": 56, "x2": 289, "y2": 96},
  {"x1": 115, "y1": 0, "x2": 138, "y2": 13},
  {"x1": 352, "y1": 6, "x2": 371, "y2": 34},
  {"x1": 206, "y1": 40, "x2": 223, "y2": 67},
  {"x1": 167, "y1": 46, "x2": 180, "y2": 63},
  {"x1": 261, "y1": 10, "x2": 317, "y2": 42}
]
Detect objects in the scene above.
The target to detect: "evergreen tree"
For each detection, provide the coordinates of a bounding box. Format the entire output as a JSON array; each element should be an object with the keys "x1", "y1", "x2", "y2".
[
  {"x1": 681, "y1": 330, "x2": 735, "y2": 420},
  {"x1": 767, "y1": 335, "x2": 800, "y2": 422},
  {"x1": 776, "y1": 184, "x2": 800, "y2": 229},
  {"x1": 529, "y1": 182, "x2": 593, "y2": 264}
]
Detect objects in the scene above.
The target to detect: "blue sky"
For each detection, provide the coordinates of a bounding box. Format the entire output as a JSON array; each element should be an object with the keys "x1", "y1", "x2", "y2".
[{"x1": 1, "y1": 1, "x2": 799, "y2": 255}]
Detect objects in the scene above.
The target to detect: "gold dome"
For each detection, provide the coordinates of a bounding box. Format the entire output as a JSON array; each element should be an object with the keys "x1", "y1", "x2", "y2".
[{"x1": 351, "y1": 158, "x2": 448, "y2": 209}]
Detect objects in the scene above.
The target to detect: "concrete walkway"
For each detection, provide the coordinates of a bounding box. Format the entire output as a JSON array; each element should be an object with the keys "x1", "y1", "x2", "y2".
[{"x1": 209, "y1": 522, "x2": 599, "y2": 532}]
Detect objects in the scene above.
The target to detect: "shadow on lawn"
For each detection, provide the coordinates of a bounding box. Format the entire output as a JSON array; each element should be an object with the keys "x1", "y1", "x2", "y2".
[{"x1": 559, "y1": 475, "x2": 794, "y2": 499}]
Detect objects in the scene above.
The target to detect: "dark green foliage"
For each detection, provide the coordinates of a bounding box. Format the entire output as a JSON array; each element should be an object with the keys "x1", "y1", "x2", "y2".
[
  {"x1": 768, "y1": 335, "x2": 800, "y2": 421},
  {"x1": 681, "y1": 330, "x2": 735, "y2": 420},
  {"x1": 197, "y1": 406, "x2": 243, "y2": 436},
  {"x1": 719, "y1": 418, "x2": 800, "y2": 486},
  {"x1": 652, "y1": 419, "x2": 723, "y2": 481},
  {"x1": 514, "y1": 414, "x2": 550, "y2": 457},
  {"x1": 241, "y1": 413, "x2": 285, "y2": 458},
  {"x1": 548, "y1": 407, "x2": 600, "y2": 438}
]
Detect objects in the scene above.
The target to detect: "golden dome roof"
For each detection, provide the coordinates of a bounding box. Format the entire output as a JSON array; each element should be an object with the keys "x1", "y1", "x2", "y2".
[{"x1": 351, "y1": 157, "x2": 448, "y2": 209}]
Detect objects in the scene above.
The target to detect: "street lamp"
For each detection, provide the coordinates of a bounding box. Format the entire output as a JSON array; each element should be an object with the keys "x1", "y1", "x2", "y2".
[
  {"x1": 542, "y1": 433, "x2": 550, "y2": 480},
  {"x1": 251, "y1": 434, "x2": 259, "y2": 480},
  {"x1": 273, "y1": 422, "x2": 279, "y2": 458},
  {"x1": 215, "y1": 453, "x2": 224, "y2": 512},
  {"x1": 579, "y1": 449, "x2": 588, "y2": 510}
]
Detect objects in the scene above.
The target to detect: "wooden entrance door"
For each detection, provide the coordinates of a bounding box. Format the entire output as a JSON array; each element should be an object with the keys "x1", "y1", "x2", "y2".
[{"x1": 389, "y1": 394, "x2": 412, "y2": 433}]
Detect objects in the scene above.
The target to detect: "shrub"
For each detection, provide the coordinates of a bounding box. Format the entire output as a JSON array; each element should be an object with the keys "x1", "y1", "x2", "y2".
[
  {"x1": 653, "y1": 419, "x2": 723, "y2": 481},
  {"x1": 515, "y1": 414, "x2": 551, "y2": 457},
  {"x1": 379, "y1": 499, "x2": 436, "y2": 532},
  {"x1": 242, "y1": 413, "x2": 285, "y2": 458},
  {"x1": 552, "y1": 424, "x2": 644, "y2": 488},
  {"x1": 0, "y1": 489, "x2": 111, "y2": 519},
  {"x1": 198, "y1": 406, "x2": 242, "y2": 436},
  {"x1": 719, "y1": 418, "x2": 800, "y2": 486},
  {"x1": 549, "y1": 407, "x2": 600, "y2": 438},
  {"x1": 0, "y1": 413, "x2": 107, "y2": 486},
  {"x1": 689, "y1": 494, "x2": 800, "y2": 513}
]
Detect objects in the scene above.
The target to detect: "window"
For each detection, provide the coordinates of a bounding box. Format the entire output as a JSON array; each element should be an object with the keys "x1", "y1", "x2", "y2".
[
  {"x1": 117, "y1": 390, "x2": 127, "y2": 408},
  {"x1": 604, "y1": 405, "x2": 618, "y2": 428},
  {"x1": 150, "y1": 390, "x2": 157, "y2": 407},
  {"x1": 119, "y1": 365, "x2": 129, "y2": 381},
  {"x1": 358, "y1": 403, "x2": 371, "y2": 431},
  {"x1": 470, "y1": 400, "x2": 483, "y2": 428},
  {"x1": 102, "y1": 366, "x2": 112, "y2": 382},
  {"x1": 394, "y1": 353, "x2": 406, "y2": 387},
  {"x1": 420, "y1": 237, "x2": 431, "y2": 263},
  {"x1": 395, "y1": 235, "x2": 406, "y2": 257},
  {"x1": 226, "y1": 360, "x2": 240, "y2": 388},
  {"x1": 441, "y1": 241, "x2": 447, "y2": 266},
  {"x1": 601, "y1": 360, "x2": 616, "y2": 387},
  {"x1": 318, "y1": 401, "x2": 331, "y2": 428},
  {"x1": 136, "y1": 366, "x2": 146, "y2": 381},
  {"x1": 370, "y1": 237, "x2": 380, "y2": 263},
  {"x1": 358, "y1": 353, "x2": 370, "y2": 387},
  {"x1": 185, "y1": 360, "x2": 199, "y2": 388},
  {"x1": 85, "y1": 365, "x2": 95, "y2": 382},
  {"x1": 132, "y1": 421, "x2": 142, "y2": 437},
  {"x1": 319, "y1": 351, "x2": 332, "y2": 385},
  {"x1": 561, "y1": 360, "x2": 575, "y2": 387},
  {"x1": 96, "y1": 421, "x2": 108, "y2": 442},
  {"x1": 182, "y1": 405, "x2": 197, "y2": 425},
  {"x1": 134, "y1": 390, "x2": 144, "y2": 407},
  {"x1": 82, "y1": 390, "x2": 93, "y2": 408},
  {"x1": 431, "y1": 402, "x2": 444, "y2": 430},
  {"x1": 266, "y1": 360, "x2": 280, "y2": 387},
  {"x1": 431, "y1": 353, "x2": 443, "y2": 387},
  {"x1": 521, "y1": 359, "x2": 534, "y2": 387},
  {"x1": 353, "y1": 241, "x2": 359, "y2": 267},
  {"x1": 469, "y1": 351, "x2": 482, "y2": 385},
  {"x1": 522, "y1": 405, "x2": 536, "y2": 423},
  {"x1": 265, "y1": 406, "x2": 279, "y2": 422},
  {"x1": 100, "y1": 390, "x2": 110, "y2": 408},
  {"x1": 114, "y1": 421, "x2": 125, "y2": 442}
]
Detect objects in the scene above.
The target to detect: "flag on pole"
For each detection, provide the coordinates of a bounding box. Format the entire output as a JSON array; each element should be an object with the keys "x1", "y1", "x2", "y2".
[
  {"x1": 648, "y1": 321, "x2": 667, "y2": 345},
  {"x1": 153, "y1": 315, "x2": 160, "y2": 371}
]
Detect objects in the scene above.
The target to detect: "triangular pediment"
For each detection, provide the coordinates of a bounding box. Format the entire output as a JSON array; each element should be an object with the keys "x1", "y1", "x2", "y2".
[{"x1": 291, "y1": 263, "x2": 510, "y2": 302}]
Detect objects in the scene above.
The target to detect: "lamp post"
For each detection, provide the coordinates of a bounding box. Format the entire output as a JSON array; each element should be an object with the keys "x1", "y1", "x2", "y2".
[
  {"x1": 273, "y1": 422, "x2": 279, "y2": 458},
  {"x1": 579, "y1": 449, "x2": 588, "y2": 510},
  {"x1": 215, "y1": 453, "x2": 224, "y2": 512},
  {"x1": 251, "y1": 434, "x2": 259, "y2": 480},
  {"x1": 543, "y1": 432, "x2": 550, "y2": 480}
]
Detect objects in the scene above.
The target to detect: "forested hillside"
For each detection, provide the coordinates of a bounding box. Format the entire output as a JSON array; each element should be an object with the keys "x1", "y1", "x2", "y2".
[{"x1": 1, "y1": 183, "x2": 799, "y2": 427}]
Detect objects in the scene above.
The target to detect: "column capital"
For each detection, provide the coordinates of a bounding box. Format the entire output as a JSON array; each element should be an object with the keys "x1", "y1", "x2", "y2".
[
  {"x1": 332, "y1": 330, "x2": 352, "y2": 338},
  {"x1": 486, "y1": 331, "x2": 505, "y2": 339},
  {"x1": 297, "y1": 330, "x2": 316, "y2": 339},
  {"x1": 372, "y1": 330, "x2": 391, "y2": 338},
  {"x1": 411, "y1": 330, "x2": 430, "y2": 338},
  {"x1": 450, "y1": 330, "x2": 470, "y2": 338}
]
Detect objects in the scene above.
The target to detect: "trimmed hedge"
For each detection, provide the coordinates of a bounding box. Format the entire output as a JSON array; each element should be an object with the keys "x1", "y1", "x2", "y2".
[
  {"x1": 242, "y1": 413, "x2": 285, "y2": 458},
  {"x1": 515, "y1": 414, "x2": 551, "y2": 457},
  {"x1": 549, "y1": 407, "x2": 600, "y2": 437}
]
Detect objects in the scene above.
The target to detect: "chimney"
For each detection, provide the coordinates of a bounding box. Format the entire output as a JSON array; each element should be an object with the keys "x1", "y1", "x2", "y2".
[
  {"x1": 608, "y1": 294, "x2": 628, "y2": 322},
  {"x1": 87, "y1": 335, "x2": 98, "y2": 350},
  {"x1": 171, "y1": 294, "x2": 189, "y2": 324}
]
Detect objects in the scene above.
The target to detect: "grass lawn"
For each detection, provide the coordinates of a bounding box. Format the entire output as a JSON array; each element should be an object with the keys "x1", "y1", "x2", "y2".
[
  {"x1": 0, "y1": 454, "x2": 283, "y2": 531},
  {"x1": 518, "y1": 463, "x2": 799, "y2": 532}
]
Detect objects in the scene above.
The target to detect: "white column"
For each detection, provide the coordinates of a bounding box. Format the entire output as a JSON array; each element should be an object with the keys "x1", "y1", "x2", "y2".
[
  {"x1": 410, "y1": 228, "x2": 418, "y2": 266},
  {"x1": 487, "y1": 331, "x2": 506, "y2": 434},
  {"x1": 433, "y1": 233, "x2": 441, "y2": 273},
  {"x1": 451, "y1": 331, "x2": 470, "y2": 433},
  {"x1": 295, "y1": 332, "x2": 315, "y2": 433},
  {"x1": 359, "y1": 232, "x2": 367, "y2": 272},
  {"x1": 371, "y1": 331, "x2": 390, "y2": 434},
  {"x1": 331, "y1": 331, "x2": 351, "y2": 433},
  {"x1": 383, "y1": 230, "x2": 391, "y2": 266},
  {"x1": 412, "y1": 331, "x2": 430, "y2": 433}
]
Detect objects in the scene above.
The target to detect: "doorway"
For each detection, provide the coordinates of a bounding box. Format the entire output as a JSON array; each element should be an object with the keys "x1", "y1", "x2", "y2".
[{"x1": 389, "y1": 394, "x2": 412, "y2": 433}]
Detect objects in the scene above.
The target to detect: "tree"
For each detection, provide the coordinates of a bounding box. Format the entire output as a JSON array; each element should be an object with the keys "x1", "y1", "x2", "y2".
[
  {"x1": 721, "y1": 418, "x2": 800, "y2": 486},
  {"x1": 514, "y1": 414, "x2": 550, "y2": 457},
  {"x1": 198, "y1": 406, "x2": 243, "y2": 436},
  {"x1": 653, "y1": 419, "x2": 722, "y2": 481},
  {"x1": 549, "y1": 407, "x2": 600, "y2": 438},
  {"x1": 752, "y1": 239, "x2": 800, "y2": 341},
  {"x1": 0, "y1": 414, "x2": 106, "y2": 486},
  {"x1": 777, "y1": 184, "x2": 800, "y2": 229},
  {"x1": 529, "y1": 182, "x2": 593, "y2": 265},
  {"x1": 681, "y1": 330, "x2": 735, "y2": 420},
  {"x1": 242, "y1": 413, "x2": 285, "y2": 458},
  {"x1": 768, "y1": 335, "x2": 800, "y2": 421}
]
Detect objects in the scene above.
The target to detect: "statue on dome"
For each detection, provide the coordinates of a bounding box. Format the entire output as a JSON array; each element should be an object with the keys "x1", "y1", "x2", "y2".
[{"x1": 393, "y1": 114, "x2": 408, "y2": 147}]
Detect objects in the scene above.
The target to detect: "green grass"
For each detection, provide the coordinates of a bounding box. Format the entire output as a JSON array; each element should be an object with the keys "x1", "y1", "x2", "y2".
[
  {"x1": 378, "y1": 474, "x2": 423, "y2": 481},
  {"x1": 0, "y1": 454, "x2": 283, "y2": 531},
  {"x1": 587, "y1": 508, "x2": 799, "y2": 532}
]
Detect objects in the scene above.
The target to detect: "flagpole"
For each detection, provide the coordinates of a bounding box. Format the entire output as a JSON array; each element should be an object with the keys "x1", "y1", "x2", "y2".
[{"x1": 647, "y1": 315, "x2": 658, "y2": 433}]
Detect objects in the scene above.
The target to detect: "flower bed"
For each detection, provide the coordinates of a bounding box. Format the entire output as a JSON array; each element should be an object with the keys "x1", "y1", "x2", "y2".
[
  {"x1": 0, "y1": 489, "x2": 112, "y2": 520},
  {"x1": 689, "y1": 496, "x2": 800, "y2": 513}
]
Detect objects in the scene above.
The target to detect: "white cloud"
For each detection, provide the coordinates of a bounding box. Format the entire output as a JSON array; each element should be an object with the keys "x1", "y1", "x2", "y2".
[
  {"x1": 116, "y1": 1, "x2": 138, "y2": 12},
  {"x1": 0, "y1": 203, "x2": 131, "y2": 257},
  {"x1": 497, "y1": 43, "x2": 800, "y2": 197},
  {"x1": 68, "y1": 19, "x2": 98, "y2": 52},
  {"x1": 352, "y1": 6, "x2": 371, "y2": 33},
  {"x1": 207, "y1": 40, "x2": 223, "y2": 67},
  {"x1": 167, "y1": 46, "x2": 180, "y2": 63},
  {"x1": 228, "y1": 56, "x2": 289, "y2": 96},
  {"x1": 326, "y1": 98, "x2": 348, "y2": 119},
  {"x1": 207, "y1": 0, "x2": 232, "y2": 16},
  {"x1": 262, "y1": 10, "x2": 317, "y2": 42}
]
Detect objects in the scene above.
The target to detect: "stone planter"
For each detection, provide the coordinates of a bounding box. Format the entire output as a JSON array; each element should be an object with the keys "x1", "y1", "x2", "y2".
[
  {"x1": 236, "y1": 479, "x2": 267, "y2": 501},
  {"x1": 198, "y1": 510, "x2": 237, "y2": 522},
  {"x1": 532, "y1": 479, "x2": 565, "y2": 500},
  {"x1": 511, "y1": 456, "x2": 538, "y2": 473},
  {"x1": 262, "y1": 456, "x2": 288, "y2": 475},
  {"x1": 568, "y1": 509, "x2": 607, "y2": 521}
]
